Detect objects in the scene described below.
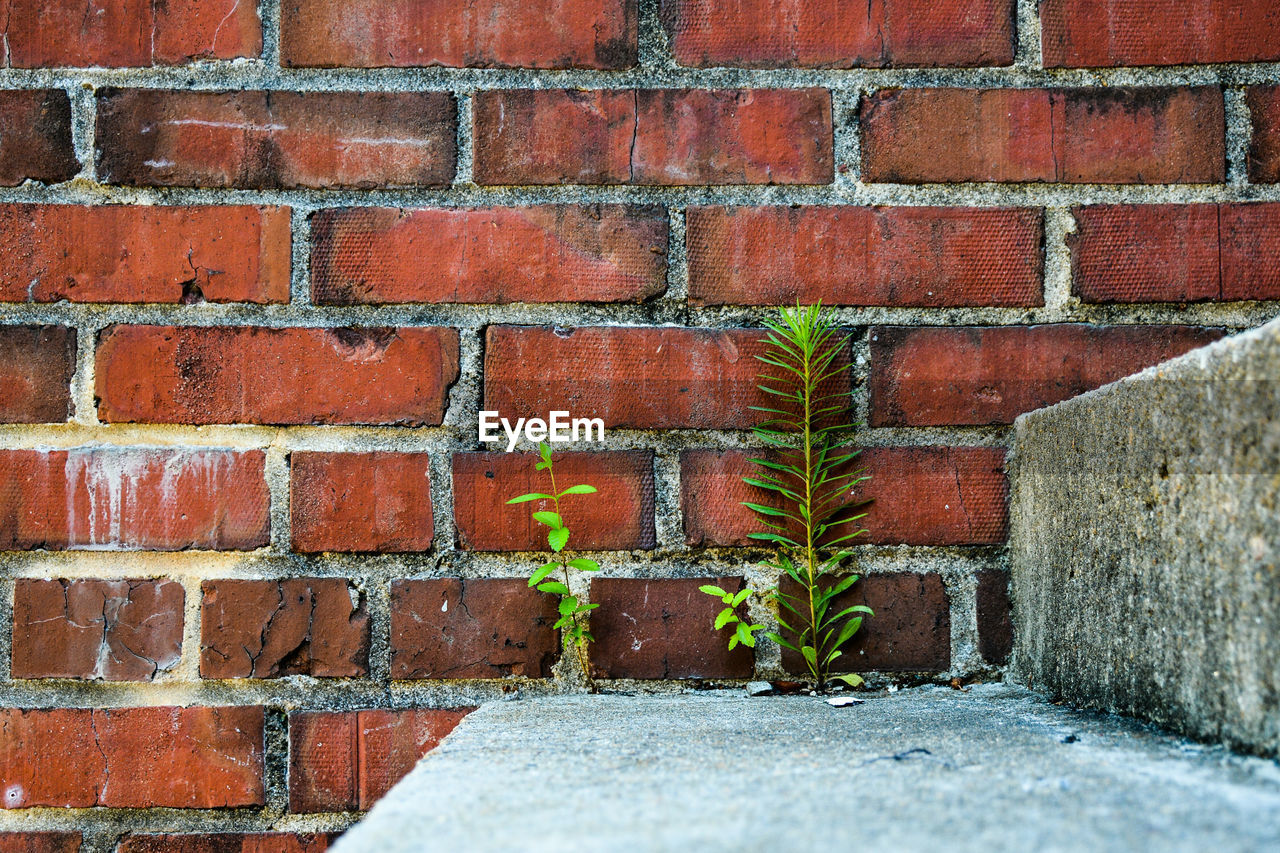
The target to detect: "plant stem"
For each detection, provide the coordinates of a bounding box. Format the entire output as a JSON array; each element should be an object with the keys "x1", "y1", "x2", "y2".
[
  {"x1": 547, "y1": 458, "x2": 593, "y2": 687},
  {"x1": 802, "y1": 323, "x2": 821, "y2": 686}
]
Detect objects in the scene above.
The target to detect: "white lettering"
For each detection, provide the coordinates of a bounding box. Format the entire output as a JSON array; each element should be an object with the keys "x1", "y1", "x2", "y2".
[
  {"x1": 478, "y1": 410, "x2": 501, "y2": 444},
  {"x1": 549, "y1": 410, "x2": 571, "y2": 442},
  {"x1": 503, "y1": 416, "x2": 525, "y2": 453},
  {"x1": 479, "y1": 411, "x2": 605, "y2": 451},
  {"x1": 573, "y1": 417, "x2": 605, "y2": 442},
  {"x1": 525, "y1": 418, "x2": 548, "y2": 443}
]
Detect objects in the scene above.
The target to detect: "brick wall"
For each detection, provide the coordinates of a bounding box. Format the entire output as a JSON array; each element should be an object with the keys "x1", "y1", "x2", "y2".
[{"x1": 2, "y1": 1, "x2": 1278, "y2": 849}]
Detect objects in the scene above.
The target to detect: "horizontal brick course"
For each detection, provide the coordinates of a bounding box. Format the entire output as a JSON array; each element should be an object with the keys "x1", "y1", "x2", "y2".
[
  {"x1": 473, "y1": 88, "x2": 832, "y2": 185},
  {"x1": 485, "y1": 326, "x2": 850, "y2": 429},
  {"x1": 0, "y1": 325, "x2": 75, "y2": 424},
  {"x1": 869, "y1": 324, "x2": 1225, "y2": 426},
  {"x1": 390, "y1": 578, "x2": 560, "y2": 679},
  {"x1": 288, "y1": 708, "x2": 473, "y2": 812},
  {"x1": 453, "y1": 451, "x2": 655, "y2": 550},
  {"x1": 1071, "y1": 204, "x2": 1280, "y2": 303},
  {"x1": 861, "y1": 87, "x2": 1225, "y2": 184},
  {"x1": 282, "y1": 0, "x2": 636, "y2": 69},
  {"x1": 311, "y1": 205, "x2": 667, "y2": 305},
  {"x1": 681, "y1": 446, "x2": 1008, "y2": 548},
  {"x1": 95, "y1": 325, "x2": 460, "y2": 426},
  {"x1": 96, "y1": 90, "x2": 457, "y2": 189},
  {"x1": 660, "y1": 0, "x2": 1015, "y2": 68},
  {"x1": 200, "y1": 578, "x2": 371, "y2": 679},
  {"x1": 0, "y1": 448, "x2": 269, "y2": 550},
  {"x1": 0, "y1": 204, "x2": 291, "y2": 304},
  {"x1": 291, "y1": 452, "x2": 435, "y2": 553},
  {"x1": 687, "y1": 205, "x2": 1043, "y2": 307},
  {"x1": 117, "y1": 835, "x2": 332, "y2": 853},
  {"x1": 12, "y1": 578, "x2": 184, "y2": 681},
  {"x1": 0, "y1": 90, "x2": 78, "y2": 186},
  {"x1": 0, "y1": 706, "x2": 264, "y2": 808}
]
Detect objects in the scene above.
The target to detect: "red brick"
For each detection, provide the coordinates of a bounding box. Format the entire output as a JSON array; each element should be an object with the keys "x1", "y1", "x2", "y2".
[
  {"x1": 780, "y1": 573, "x2": 950, "y2": 673},
  {"x1": 661, "y1": 0, "x2": 1014, "y2": 68},
  {"x1": 0, "y1": 90, "x2": 78, "y2": 186},
  {"x1": 681, "y1": 446, "x2": 1008, "y2": 548},
  {"x1": 1071, "y1": 204, "x2": 1280, "y2": 303},
  {"x1": 117, "y1": 835, "x2": 332, "y2": 853},
  {"x1": 453, "y1": 451, "x2": 655, "y2": 550},
  {"x1": 288, "y1": 708, "x2": 472, "y2": 812},
  {"x1": 0, "y1": 448, "x2": 269, "y2": 550},
  {"x1": 0, "y1": 832, "x2": 80, "y2": 853},
  {"x1": 311, "y1": 205, "x2": 667, "y2": 305},
  {"x1": 1247, "y1": 86, "x2": 1280, "y2": 183},
  {"x1": 96, "y1": 89, "x2": 456, "y2": 189},
  {"x1": 861, "y1": 87, "x2": 1225, "y2": 184},
  {"x1": 484, "y1": 325, "x2": 851, "y2": 429},
  {"x1": 282, "y1": 0, "x2": 635, "y2": 69},
  {"x1": 0, "y1": 326, "x2": 74, "y2": 424},
  {"x1": 0, "y1": 204, "x2": 290, "y2": 304},
  {"x1": 3, "y1": 0, "x2": 260, "y2": 67},
  {"x1": 869, "y1": 324, "x2": 1225, "y2": 426},
  {"x1": 473, "y1": 88, "x2": 832, "y2": 185},
  {"x1": 0, "y1": 706, "x2": 264, "y2": 808},
  {"x1": 1042, "y1": 0, "x2": 1280, "y2": 67},
  {"x1": 200, "y1": 578, "x2": 370, "y2": 679},
  {"x1": 976, "y1": 569, "x2": 1012, "y2": 665},
  {"x1": 291, "y1": 452, "x2": 434, "y2": 553},
  {"x1": 588, "y1": 577, "x2": 754, "y2": 679},
  {"x1": 687, "y1": 205, "x2": 1043, "y2": 307},
  {"x1": 390, "y1": 579, "x2": 560, "y2": 679},
  {"x1": 95, "y1": 325, "x2": 459, "y2": 426},
  {"x1": 12, "y1": 578, "x2": 184, "y2": 680}
]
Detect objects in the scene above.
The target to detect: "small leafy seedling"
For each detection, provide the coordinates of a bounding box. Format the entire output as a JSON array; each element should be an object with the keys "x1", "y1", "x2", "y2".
[
  {"x1": 698, "y1": 584, "x2": 765, "y2": 651},
  {"x1": 506, "y1": 441, "x2": 601, "y2": 686}
]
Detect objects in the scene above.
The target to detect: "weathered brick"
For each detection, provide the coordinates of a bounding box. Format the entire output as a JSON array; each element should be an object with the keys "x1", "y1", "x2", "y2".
[
  {"x1": 686, "y1": 205, "x2": 1043, "y2": 307},
  {"x1": 0, "y1": 448, "x2": 269, "y2": 550},
  {"x1": 95, "y1": 325, "x2": 459, "y2": 426},
  {"x1": 861, "y1": 87, "x2": 1225, "y2": 184},
  {"x1": 282, "y1": 0, "x2": 635, "y2": 69},
  {"x1": 0, "y1": 326, "x2": 75, "y2": 424},
  {"x1": 96, "y1": 90, "x2": 456, "y2": 189},
  {"x1": 0, "y1": 832, "x2": 80, "y2": 853},
  {"x1": 291, "y1": 452, "x2": 434, "y2": 553},
  {"x1": 288, "y1": 708, "x2": 473, "y2": 812},
  {"x1": 0, "y1": 706, "x2": 264, "y2": 808},
  {"x1": 780, "y1": 573, "x2": 951, "y2": 674},
  {"x1": 473, "y1": 88, "x2": 832, "y2": 185},
  {"x1": 200, "y1": 578, "x2": 370, "y2": 679},
  {"x1": 0, "y1": 91, "x2": 78, "y2": 186},
  {"x1": 0, "y1": 204, "x2": 290, "y2": 304},
  {"x1": 1247, "y1": 86, "x2": 1280, "y2": 183},
  {"x1": 311, "y1": 205, "x2": 667, "y2": 305},
  {"x1": 661, "y1": 0, "x2": 1014, "y2": 68},
  {"x1": 3, "y1": 0, "x2": 261, "y2": 67},
  {"x1": 1071, "y1": 204, "x2": 1280, "y2": 303},
  {"x1": 453, "y1": 451, "x2": 655, "y2": 550},
  {"x1": 485, "y1": 326, "x2": 850, "y2": 429},
  {"x1": 975, "y1": 569, "x2": 1012, "y2": 666},
  {"x1": 12, "y1": 578, "x2": 184, "y2": 681},
  {"x1": 681, "y1": 446, "x2": 1008, "y2": 547},
  {"x1": 117, "y1": 835, "x2": 332, "y2": 853},
  {"x1": 389, "y1": 579, "x2": 560, "y2": 679},
  {"x1": 588, "y1": 578, "x2": 754, "y2": 679},
  {"x1": 1042, "y1": 0, "x2": 1280, "y2": 67},
  {"x1": 869, "y1": 324, "x2": 1225, "y2": 426}
]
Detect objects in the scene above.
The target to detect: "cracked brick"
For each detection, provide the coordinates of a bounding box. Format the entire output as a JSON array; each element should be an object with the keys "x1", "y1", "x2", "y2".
[{"x1": 200, "y1": 578, "x2": 371, "y2": 679}]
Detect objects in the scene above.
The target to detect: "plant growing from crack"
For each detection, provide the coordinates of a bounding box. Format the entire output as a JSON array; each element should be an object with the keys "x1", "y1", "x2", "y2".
[
  {"x1": 703, "y1": 303, "x2": 873, "y2": 690},
  {"x1": 506, "y1": 441, "x2": 601, "y2": 686}
]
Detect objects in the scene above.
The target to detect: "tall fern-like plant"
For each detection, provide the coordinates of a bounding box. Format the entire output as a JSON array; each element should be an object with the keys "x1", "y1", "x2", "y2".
[{"x1": 705, "y1": 303, "x2": 873, "y2": 689}]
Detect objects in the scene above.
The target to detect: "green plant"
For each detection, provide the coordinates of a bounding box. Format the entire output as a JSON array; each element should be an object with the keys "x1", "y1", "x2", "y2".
[
  {"x1": 704, "y1": 303, "x2": 873, "y2": 689},
  {"x1": 506, "y1": 441, "x2": 601, "y2": 685}
]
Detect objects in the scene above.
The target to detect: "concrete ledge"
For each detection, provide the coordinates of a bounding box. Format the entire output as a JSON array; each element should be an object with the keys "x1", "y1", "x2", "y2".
[{"x1": 1010, "y1": 316, "x2": 1280, "y2": 755}]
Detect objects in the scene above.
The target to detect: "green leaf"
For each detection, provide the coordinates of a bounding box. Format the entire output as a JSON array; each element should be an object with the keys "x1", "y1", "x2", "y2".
[
  {"x1": 735, "y1": 621, "x2": 757, "y2": 648},
  {"x1": 568, "y1": 557, "x2": 600, "y2": 572},
  {"x1": 532, "y1": 511, "x2": 563, "y2": 530},
  {"x1": 553, "y1": 615, "x2": 572, "y2": 630},
  {"x1": 802, "y1": 646, "x2": 818, "y2": 669},
  {"x1": 765, "y1": 632, "x2": 800, "y2": 653},
  {"x1": 506, "y1": 492, "x2": 552, "y2": 504},
  {"x1": 728, "y1": 635, "x2": 740, "y2": 650},
  {"x1": 578, "y1": 602, "x2": 600, "y2": 612},
  {"x1": 832, "y1": 673, "x2": 864, "y2": 688},
  {"x1": 537, "y1": 581, "x2": 570, "y2": 595},
  {"x1": 539, "y1": 441, "x2": 553, "y2": 463},
  {"x1": 528, "y1": 562, "x2": 559, "y2": 587},
  {"x1": 825, "y1": 574, "x2": 860, "y2": 598},
  {"x1": 699, "y1": 585, "x2": 728, "y2": 597},
  {"x1": 834, "y1": 616, "x2": 863, "y2": 649},
  {"x1": 559, "y1": 484, "x2": 598, "y2": 496},
  {"x1": 714, "y1": 607, "x2": 738, "y2": 631},
  {"x1": 559, "y1": 596, "x2": 578, "y2": 616},
  {"x1": 548, "y1": 527, "x2": 570, "y2": 552},
  {"x1": 731, "y1": 588, "x2": 752, "y2": 607}
]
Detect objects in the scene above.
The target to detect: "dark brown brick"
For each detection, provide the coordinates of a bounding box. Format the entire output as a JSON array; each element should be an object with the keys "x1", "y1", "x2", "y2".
[
  {"x1": 0, "y1": 832, "x2": 80, "y2": 853},
  {"x1": 976, "y1": 569, "x2": 1013, "y2": 666},
  {"x1": 116, "y1": 835, "x2": 332, "y2": 853},
  {"x1": 1247, "y1": 86, "x2": 1280, "y2": 183},
  {"x1": 0, "y1": 326, "x2": 75, "y2": 424},
  {"x1": 0, "y1": 91, "x2": 78, "y2": 186}
]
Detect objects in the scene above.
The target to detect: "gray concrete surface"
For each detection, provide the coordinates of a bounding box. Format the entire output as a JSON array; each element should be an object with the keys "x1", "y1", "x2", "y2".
[
  {"x1": 1009, "y1": 316, "x2": 1280, "y2": 756},
  {"x1": 333, "y1": 685, "x2": 1280, "y2": 853}
]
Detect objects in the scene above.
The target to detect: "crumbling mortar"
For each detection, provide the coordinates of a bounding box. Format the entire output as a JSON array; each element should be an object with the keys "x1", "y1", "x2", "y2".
[
  {"x1": 1225, "y1": 86, "x2": 1253, "y2": 186},
  {"x1": 1041, "y1": 207, "x2": 1076, "y2": 314},
  {"x1": 1014, "y1": 0, "x2": 1043, "y2": 70}
]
